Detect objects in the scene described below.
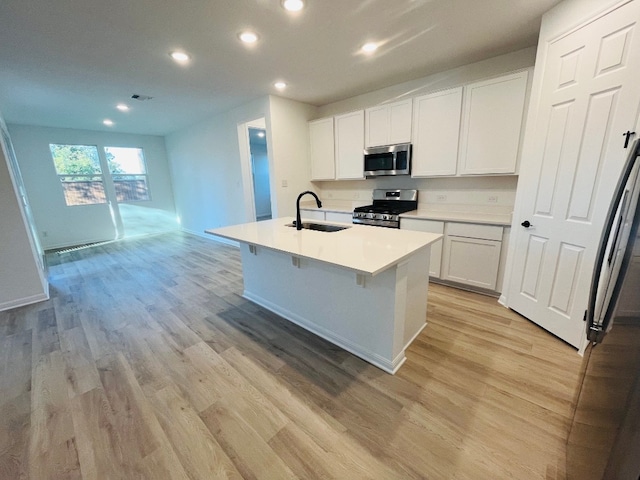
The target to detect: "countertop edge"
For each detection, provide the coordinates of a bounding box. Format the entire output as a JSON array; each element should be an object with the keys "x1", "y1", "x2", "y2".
[
  {"x1": 205, "y1": 220, "x2": 441, "y2": 277},
  {"x1": 300, "y1": 205, "x2": 513, "y2": 226}
]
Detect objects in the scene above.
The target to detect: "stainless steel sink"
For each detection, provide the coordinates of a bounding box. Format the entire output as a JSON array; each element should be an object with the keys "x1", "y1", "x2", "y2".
[{"x1": 286, "y1": 221, "x2": 351, "y2": 232}]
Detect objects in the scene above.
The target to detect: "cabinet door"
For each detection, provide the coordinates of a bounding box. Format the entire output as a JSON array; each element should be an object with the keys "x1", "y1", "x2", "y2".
[
  {"x1": 335, "y1": 111, "x2": 365, "y2": 180},
  {"x1": 411, "y1": 87, "x2": 462, "y2": 177},
  {"x1": 400, "y1": 218, "x2": 444, "y2": 278},
  {"x1": 442, "y1": 236, "x2": 502, "y2": 290},
  {"x1": 365, "y1": 105, "x2": 389, "y2": 148},
  {"x1": 309, "y1": 118, "x2": 335, "y2": 180},
  {"x1": 388, "y1": 100, "x2": 412, "y2": 145},
  {"x1": 300, "y1": 209, "x2": 325, "y2": 221},
  {"x1": 325, "y1": 211, "x2": 353, "y2": 224},
  {"x1": 459, "y1": 71, "x2": 528, "y2": 175},
  {"x1": 365, "y1": 100, "x2": 412, "y2": 147}
]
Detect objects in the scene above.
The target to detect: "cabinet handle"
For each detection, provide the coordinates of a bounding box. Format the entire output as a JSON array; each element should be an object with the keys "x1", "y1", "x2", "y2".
[{"x1": 521, "y1": 220, "x2": 533, "y2": 228}]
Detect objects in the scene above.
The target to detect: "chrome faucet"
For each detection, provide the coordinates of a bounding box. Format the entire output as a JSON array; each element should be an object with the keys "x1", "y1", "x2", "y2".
[{"x1": 295, "y1": 191, "x2": 322, "y2": 230}]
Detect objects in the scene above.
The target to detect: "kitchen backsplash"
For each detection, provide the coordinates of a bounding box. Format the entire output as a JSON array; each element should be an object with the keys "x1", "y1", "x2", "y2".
[{"x1": 314, "y1": 175, "x2": 517, "y2": 214}]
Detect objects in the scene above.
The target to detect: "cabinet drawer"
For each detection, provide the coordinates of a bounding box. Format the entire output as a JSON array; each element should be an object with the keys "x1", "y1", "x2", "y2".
[{"x1": 446, "y1": 222, "x2": 502, "y2": 241}]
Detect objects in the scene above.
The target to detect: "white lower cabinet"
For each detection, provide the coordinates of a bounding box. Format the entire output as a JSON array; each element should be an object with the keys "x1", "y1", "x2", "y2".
[
  {"x1": 325, "y1": 211, "x2": 353, "y2": 223},
  {"x1": 400, "y1": 218, "x2": 443, "y2": 278},
  {"x1": 300, "y1": 209, "x2": 325, "y2": 221},
  {"x1": 441, "y1": 223, "x2": 503, "y2": 291},
  {"x1": 300, "y1": 210, "x2": 353, "y2": 224},
  {"x1": 402, "y1": 218, "x2": 505, "y2": 292}
]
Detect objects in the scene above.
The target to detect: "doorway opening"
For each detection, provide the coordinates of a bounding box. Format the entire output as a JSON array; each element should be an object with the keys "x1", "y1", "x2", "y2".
[
  {"x1": 238, "y1": 117, "x2": 274, "y2": 222},
  {"x1": 248, "y1": 127, "x2": 272, "y2": 221}
]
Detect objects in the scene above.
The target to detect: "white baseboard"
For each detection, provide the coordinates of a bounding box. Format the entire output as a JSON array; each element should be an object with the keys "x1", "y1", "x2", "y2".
[
  {"x1": 0, "y1": 292, "x2": 49, "y2": 312},
  {"x1": 181, "y1": 228, "x2": 240, "y2": 248},
  {"x1": 243, "y1": 289, "x2": 404, "y2": 374}
]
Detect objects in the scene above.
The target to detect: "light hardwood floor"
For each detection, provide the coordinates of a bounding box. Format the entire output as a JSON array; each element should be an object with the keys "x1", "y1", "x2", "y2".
[{"x1": 0, "y1": 232, "x2": 584, "y2": 479}]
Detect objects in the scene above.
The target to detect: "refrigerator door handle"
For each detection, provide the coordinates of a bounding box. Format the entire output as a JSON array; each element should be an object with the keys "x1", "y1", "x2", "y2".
[
  {"x1": 586, "y1": 139, "x2": 640, "y2": 343},
  {"x1": 607, "y1": 191, "x2": 629, "y2": 265}
]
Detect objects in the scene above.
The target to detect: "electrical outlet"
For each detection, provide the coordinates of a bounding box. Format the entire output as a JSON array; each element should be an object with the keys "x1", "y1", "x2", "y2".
[
  {"x1": 436, "y1": 194, "x2": 447, "y2": 202},
  {"x1": 42, "y1": 231, "x2": 48, "y2": 237},
  {"x1": 488, "y1": 195, "x2": 498, "y2": 204},
  {"x1": 354, "y1": 192, "x2": 360, "y2": 199},
  {"x1": 281, "y1": 179, "x2": 288, "y2": 187}
]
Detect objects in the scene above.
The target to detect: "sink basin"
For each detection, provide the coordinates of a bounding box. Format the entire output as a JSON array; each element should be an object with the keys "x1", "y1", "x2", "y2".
[{"x1": 286, "y1": 221, "x2": 351, "y2": 232}]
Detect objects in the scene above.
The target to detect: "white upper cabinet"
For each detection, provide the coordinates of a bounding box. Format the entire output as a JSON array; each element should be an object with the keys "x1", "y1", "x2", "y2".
[
  {"x1": 411, "y1": 87, "x2": 463, "y2": 177},
  {"x1": 309, "y1": 117, "x2": 335, "y2": 181},
  {"x1": 458, "y1": 71, "x2": 528, "y2": 175},
  {"x1": 335, "y1": 110, "x2": 365, "y2": 180},
  {"x1": 365, "y1": 99, "x2": 412, "y2": 148}
]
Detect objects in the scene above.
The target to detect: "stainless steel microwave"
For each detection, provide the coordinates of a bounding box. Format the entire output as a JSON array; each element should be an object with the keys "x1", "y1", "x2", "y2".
[{"x1": 363, "y1": 143, "x2": 411, "y2": 177}]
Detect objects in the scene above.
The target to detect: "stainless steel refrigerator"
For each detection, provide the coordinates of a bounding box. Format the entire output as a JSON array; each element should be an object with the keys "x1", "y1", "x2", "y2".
[{"x1": 566, "y1": 138, "x2": 640, "y2": 479}]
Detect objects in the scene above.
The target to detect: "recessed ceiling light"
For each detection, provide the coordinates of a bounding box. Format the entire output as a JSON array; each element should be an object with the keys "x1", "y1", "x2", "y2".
[
  {"x1": 116, "y1": 104, "x2": 129, "y2": 112},
  {"x1": 239, "y1": 31, "x2": 259, "y2": 44},
  {"x1": 274, "y1": 81, "x2": 287, "y2": 90},
  {"x1": 361, "y1": 42, "x2": 378, "y2": 54},
  {"x1": 170, "y1": 51, "x2": 191, "y2": 63},
  {"x1": 103, "y1": 119, "x2": 114, "y2": 126},
  {"x1": 282, "y1": 0, "x2": 304, "y2": 12}
]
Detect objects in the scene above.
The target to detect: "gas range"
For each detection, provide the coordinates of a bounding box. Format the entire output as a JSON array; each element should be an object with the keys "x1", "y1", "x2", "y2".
[{"x1": 352, "y1": 189, "x2": 418, "y2": 228}]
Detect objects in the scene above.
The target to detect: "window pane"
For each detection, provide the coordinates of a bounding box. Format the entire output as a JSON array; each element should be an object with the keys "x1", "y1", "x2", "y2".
[
  {"x1": 105, "y1": 147, "x2": 146, "y2": 174},
  {"x1": 49, "y1": 144, "x2": 102, "y2": 176},
  {"x1": 59, "y1": 176, "x2": 107, "y2": 205},
  {"x1": 105, "y1": 147, "x2": 150, "y2": 202},
  {"x1": 49, "y1": 144, "x2": 106, "y2": 206}
]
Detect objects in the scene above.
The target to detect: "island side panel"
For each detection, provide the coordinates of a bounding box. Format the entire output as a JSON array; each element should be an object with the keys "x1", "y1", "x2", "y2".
[
  {"x1": 238, "y1": 244, "x2": 402, "y2": 372},
  {"x1": 403, "y1": 246, "x2": 430, "y2": 348}
]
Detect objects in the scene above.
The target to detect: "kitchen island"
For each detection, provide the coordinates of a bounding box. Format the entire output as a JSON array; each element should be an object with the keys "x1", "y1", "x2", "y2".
[{"x1": 206, "y1": 218, "x2": 441, "y2": 373}]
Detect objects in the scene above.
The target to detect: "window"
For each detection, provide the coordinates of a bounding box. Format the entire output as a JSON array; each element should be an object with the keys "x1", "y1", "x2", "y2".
[
  {"x1": 49, "y1": 144, "x2": 106, "y2": 206},
  {"x1": 105, "y1": 147, "x2": 150, "y2": 202}
]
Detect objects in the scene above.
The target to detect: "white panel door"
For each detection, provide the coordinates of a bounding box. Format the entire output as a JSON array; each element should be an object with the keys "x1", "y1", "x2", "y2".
[
  {"x1": 335, "y1": 111, "x2": 365, "y2": 180},
  {"x1": 411, "y1": 87, "x2": 463, "y2": 177},
  {"x1": 508, "y1": 1, "x2": 640, "y2": 348}
]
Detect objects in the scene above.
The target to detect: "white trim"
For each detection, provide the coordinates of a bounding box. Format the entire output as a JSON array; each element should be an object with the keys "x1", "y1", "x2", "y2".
[
  {"x1": 0, "y1": 292, "x2": 49, "y2": 312},
  {"x1": 548, "y1": 0, "x2": 633, "y2": 44},
  {"x1": 237, "y1": 121, "x2": 257, "y2": 222},
  {"x1": 182, "y1": 228, "x2": 240, "y2": 247}
]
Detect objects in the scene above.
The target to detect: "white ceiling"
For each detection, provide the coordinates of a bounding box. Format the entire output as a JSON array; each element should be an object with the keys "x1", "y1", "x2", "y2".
[{"x1": 0, "y1": 0, "x2": 562, "y2": 136}]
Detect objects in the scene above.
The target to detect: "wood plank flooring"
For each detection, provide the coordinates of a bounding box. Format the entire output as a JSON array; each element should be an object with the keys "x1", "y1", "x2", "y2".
[{"x1": 0, "y1": 232, "x2": 584, "y2": 479}]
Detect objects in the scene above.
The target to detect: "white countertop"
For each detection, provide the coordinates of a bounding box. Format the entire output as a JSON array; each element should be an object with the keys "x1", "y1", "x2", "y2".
[
  {"x1": 206, "y1": 217, "x2": 441, "y2": 276},
  {"x1": 400, "y1": 209, "x2": 513, "y2": 226},
  {"x1": 300, "y1": 201, "x2": 513, "y2": 226}
]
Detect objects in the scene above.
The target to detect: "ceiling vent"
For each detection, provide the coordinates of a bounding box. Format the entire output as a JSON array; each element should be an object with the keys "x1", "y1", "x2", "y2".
[{"x1": 131, "y1": 94, "x2": 153, "y2": 101}]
